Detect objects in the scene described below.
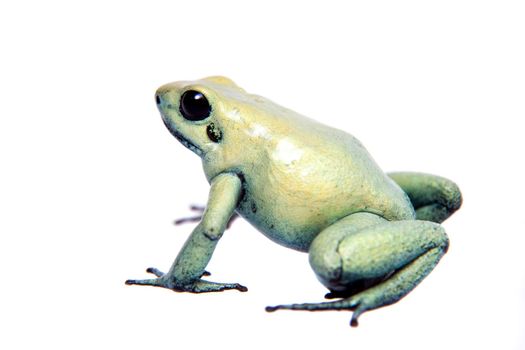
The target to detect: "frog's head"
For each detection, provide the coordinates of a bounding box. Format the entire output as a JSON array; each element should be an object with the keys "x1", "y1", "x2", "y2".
[
  {"x1": 156, "y1": 76, "x2": 308, "y2": 180},
  {"x1": 155, "y1": 76, "x2": 244, "y2": 159}
]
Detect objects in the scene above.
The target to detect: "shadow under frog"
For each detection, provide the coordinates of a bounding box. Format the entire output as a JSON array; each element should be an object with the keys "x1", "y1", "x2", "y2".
[{"x1": 126, "y1": 76, "x2": 462, "y2": 327}]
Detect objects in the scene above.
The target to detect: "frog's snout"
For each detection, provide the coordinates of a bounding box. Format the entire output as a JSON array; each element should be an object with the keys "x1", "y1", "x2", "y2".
[
  {"x1": 155, "y1": 84, "x2": 175, "y2": 110},
  {"x1": 155, "y1": 89, "x2": 168, "y2": 108},
  {"x1": 155, "y1": 90, "x2": 176, "y2": 115}
]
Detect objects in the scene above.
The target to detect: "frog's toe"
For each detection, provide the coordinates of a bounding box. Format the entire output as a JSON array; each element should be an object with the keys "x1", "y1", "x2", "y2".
[
  {"x1": 173, "y1": 204, "x2": 205, "y2": 225},
  {"x1": 125, "y1": 277, "x2": 160, "y2": 286},
  {"x1": 324, "y1": 290, "x2": 354, "y2": 299},
  {"x1": 324, "y1": 292, "x2": 338, "y2": 299},
  {"x1": 174, "y1": 215, "x2": 202, "y2": 225},
  {"x1": 189, "y1": 204, "x2": 206, "y2": 212},
  {"x1": 126, "y1": 267, "x2": 168, "y2": 287},
  {"x1": 265, "y1": 298, "x2": 357, "y2": 312},
  {"x1": 346, "y1": 292, "x2": 387, "y2": 327},
  {"x1": 145, "y1": 267, "x2": 164, "y2": 277},
  {"x1": 347, "y1": 297, "x2": 369, "y2": 327},
  {"x1": 350, "y1": 307, "x2": 365, "y2": 327}
]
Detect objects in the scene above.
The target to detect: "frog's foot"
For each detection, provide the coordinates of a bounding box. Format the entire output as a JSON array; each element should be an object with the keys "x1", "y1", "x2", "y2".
[
  {"x1": 125, "y1": 268, "x2": 246, "y2": 292},
  {"x1": 174, "y1": 204, "x2": 239, "y2": 229},
  {"x1": 267, "y1": 288, "x2": 399, "y2": 327},
  {"x1": 266, "y1": 297, "x2": 368, "y2": 327}
]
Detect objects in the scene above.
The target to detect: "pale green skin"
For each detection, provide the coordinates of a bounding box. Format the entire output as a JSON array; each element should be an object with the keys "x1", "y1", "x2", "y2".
[{"x1": 126, "y1": 77, "x2": 462, "y2": 327}]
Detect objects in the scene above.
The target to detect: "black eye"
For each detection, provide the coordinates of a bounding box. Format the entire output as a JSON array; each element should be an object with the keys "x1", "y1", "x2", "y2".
[{"x1": 179, "y1": 90, "x2": 211, "y2": 121}]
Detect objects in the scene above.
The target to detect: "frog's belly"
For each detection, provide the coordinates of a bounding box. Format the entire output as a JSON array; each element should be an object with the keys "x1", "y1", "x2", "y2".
[
  {"x1": 237, "y1": 167, "x2": 415, "y2": 252},
  {"x1": 237, "y1": 202, "x2": 334, "y2": 252}
]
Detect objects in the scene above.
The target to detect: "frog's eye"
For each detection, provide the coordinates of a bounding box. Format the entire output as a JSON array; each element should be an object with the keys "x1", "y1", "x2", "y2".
[{"x1": 179, "y1": 90, "x2": 211, "y2": 121}]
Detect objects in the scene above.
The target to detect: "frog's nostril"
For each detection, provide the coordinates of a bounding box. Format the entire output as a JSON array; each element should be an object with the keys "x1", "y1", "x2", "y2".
[{"x1": 155, "y1": 94, "x2": 161, "y2": 105}]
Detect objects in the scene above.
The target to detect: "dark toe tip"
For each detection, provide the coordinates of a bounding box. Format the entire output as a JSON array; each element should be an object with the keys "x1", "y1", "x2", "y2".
[
  {"x1": 265, "y1": 306, "x2": 278, "y2": 312},
  {"x1": 125, "y1": 280, "x2": 134, "y2": 285},
  {"x1": 237, "y1": 285, "x2": 248, "y2": 292}
]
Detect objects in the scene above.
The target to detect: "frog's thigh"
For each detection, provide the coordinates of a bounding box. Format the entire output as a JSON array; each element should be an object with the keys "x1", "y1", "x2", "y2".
[
  {"x1": 310, "y1": 214, "x2": 449, "y2": 300},
  {"x1": 388, "y1": 172, "x2": 462, "y2": 223},
  {"x1": 308, "y1": 212, "x2": 385, "y2": 292}
]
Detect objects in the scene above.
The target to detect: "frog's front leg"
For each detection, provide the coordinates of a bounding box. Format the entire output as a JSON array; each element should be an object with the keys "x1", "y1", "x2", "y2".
[
  {"x1": 126, "y1": 172, "x2": 247, "y2": 293},
  {"x1": 266, "y1": 213, "x2": 449, "y2": 326},
  {"x1": 174, "y1": 204, "x2": 240, "y2": 229}
]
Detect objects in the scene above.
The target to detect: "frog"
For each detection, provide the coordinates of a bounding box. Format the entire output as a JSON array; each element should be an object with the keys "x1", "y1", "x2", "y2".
[{"x1": 126, "y1": 76, "x2": 462, "y2": 327}]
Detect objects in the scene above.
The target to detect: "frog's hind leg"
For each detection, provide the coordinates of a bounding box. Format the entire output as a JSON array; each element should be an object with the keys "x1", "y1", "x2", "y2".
[
  {"x1": 266, "y1": 212, "x2": 449, "y2": 327},
  {"x1": 388, "y1": 172, "x2": 462, "y2": 223}
]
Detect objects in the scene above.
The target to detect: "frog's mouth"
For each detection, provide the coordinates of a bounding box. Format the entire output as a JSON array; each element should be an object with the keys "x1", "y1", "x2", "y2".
[{"x1": 162, "y1": 119, "x2": 204, "y2": 156}]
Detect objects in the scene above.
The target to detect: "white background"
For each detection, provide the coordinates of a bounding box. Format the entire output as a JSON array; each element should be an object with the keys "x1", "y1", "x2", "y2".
[{"x1": 1, "y1": 1, "x2": 524, "y2": 349}]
